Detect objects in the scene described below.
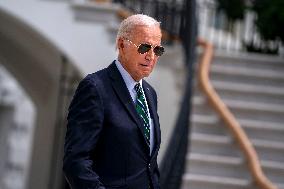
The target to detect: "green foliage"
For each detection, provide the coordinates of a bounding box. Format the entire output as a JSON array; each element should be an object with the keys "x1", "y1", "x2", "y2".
[
  {"x1": 216, "y1": 0, "x2": 246, "y2": 22},
  {"x1": 252, "y1": 0, "x2": 284, "y2": 42},
  {"x1": 216, "y1": 0, "x2": 284, "y2": 49}
]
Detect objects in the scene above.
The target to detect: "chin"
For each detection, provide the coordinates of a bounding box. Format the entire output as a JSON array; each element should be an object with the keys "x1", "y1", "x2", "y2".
[{"x1": 142, "y1": 73, "x2": 151, "y2": 78}]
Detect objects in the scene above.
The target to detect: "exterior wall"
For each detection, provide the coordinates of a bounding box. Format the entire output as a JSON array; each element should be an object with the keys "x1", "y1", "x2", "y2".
[
  {"x1": 0, "y1": 1, "x2": 116, "y2": 189},
  {"x1": 0, "y1": 4, "x2": 64, "y2": 189}
]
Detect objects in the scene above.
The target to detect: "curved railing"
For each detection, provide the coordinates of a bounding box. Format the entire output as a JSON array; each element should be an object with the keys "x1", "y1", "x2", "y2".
[{"x1": 197, "y1": 38, "x2": 277, "y2": 189}]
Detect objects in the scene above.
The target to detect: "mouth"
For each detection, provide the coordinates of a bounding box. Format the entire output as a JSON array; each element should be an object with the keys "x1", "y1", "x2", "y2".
[
  {"x1": 141, "y1": 64, "x2": 148, "y2": 67},
  {"x1": 140, "y1": 63, "x2": 150, "y2": 67}
]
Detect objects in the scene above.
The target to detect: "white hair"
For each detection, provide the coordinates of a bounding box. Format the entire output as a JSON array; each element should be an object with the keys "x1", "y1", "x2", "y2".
[{"x1": 116, "y1": 14, "x2": 161, "y2": 48}]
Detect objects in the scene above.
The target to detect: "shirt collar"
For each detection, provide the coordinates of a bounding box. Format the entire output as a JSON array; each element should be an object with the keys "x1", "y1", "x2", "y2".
[{"x1": 115, "y1": 59, "x2": 142, "y2": 92}]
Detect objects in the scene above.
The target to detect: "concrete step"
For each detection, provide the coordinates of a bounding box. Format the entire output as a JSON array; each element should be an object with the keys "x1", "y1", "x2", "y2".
[
  {"x1": 182, "y1": 173, "x2": 252, "y2": 189},
  {"x1": 212, "y1": 64, "x2": 284, "y2": 80},
  {"x1": 211, "y1": 80, "x2": 284, "y2": 104},
  {"x1": 277, "y1": 183, "x2": 284, "y2": 189},
  {"x1": 186, "y1": 153, "x2": 284, "y2": 184},
  {"x1": 190, "y1": 133, "x2": 284, "y2": 162},
  {"x1": 182, "y1": 173, "x2": 284, "y2": 189},
  {"x1": 191, "y1": 114, "x2": 284, "y2": 142},
  {"x1": 213, "y1": 51, "x2": 284, "y2": 72},
  {"x1": 192, "y1": 96, "x2": 284, "y2": 123},
  {"x1": 186, "y1": 153, "x2": 250, "y2": 179},
  {"x1": 210, "y1": 64, "x2": 284, "y2": 88},
  {"x1": 191, "y1": 114, "x2": 228, "y2": 136},
  {"x1": 262, "y1": 160, "x2": 284, "y2": 184}
]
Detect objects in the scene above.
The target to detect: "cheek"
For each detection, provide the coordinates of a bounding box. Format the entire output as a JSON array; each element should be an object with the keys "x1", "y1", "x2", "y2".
[{"x1": 151, "y1": 58, "x2": 159, "y2": 67}]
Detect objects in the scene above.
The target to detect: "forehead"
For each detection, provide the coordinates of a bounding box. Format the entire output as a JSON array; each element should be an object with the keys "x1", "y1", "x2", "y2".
[{"x1": 130, "y1": 25, "x2": 162, "y2": 44}]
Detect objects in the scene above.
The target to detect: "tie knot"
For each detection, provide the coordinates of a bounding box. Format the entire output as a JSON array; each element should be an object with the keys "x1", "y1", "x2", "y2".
[{"x1": 134, "y1": 83, "x2": 143, "y2": 96}]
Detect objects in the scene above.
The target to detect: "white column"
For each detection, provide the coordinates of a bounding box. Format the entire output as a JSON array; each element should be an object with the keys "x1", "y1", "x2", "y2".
[{"x1": 235, "y1": 21, "x2": 242, "y2": 51}]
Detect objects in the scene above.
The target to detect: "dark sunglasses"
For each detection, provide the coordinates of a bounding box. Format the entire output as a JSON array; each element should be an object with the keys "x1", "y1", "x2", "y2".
[{"x1": 125, "y1": 38, "x2": 165, "y2": 56}]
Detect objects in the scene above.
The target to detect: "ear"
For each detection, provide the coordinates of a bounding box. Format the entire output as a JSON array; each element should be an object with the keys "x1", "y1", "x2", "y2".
[{"x1": 118, "y1": 38, "x2": 124, "y2": 49}]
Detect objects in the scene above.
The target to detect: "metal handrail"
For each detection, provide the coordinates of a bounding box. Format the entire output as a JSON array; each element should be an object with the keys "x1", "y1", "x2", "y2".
[{"x1": 197, "y1": 38, "x2": 277, "y2": 189}]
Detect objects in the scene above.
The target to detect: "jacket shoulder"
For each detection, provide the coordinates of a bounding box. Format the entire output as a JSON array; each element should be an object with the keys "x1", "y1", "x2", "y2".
[{"x1": 143, "y1": 80, "x2": 157, "y2": 95}]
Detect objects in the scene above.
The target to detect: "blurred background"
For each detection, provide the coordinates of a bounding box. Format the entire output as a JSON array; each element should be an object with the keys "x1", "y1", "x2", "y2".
[{"x1": 0, "y1": 0, "x2": 283, "y2": 189}]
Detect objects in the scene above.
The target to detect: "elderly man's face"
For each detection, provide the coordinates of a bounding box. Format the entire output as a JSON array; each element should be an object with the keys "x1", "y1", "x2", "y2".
[{"x1": 118, "y1": 25, "x2": 162, "y2": 81}]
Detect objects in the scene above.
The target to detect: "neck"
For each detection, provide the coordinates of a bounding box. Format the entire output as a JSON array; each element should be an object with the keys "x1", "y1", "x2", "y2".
[{"x1": 117, "y1": 57, "x2": 141, "y2": 82}]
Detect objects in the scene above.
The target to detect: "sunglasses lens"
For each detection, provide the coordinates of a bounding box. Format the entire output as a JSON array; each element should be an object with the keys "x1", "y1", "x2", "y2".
[
  {"x1": 137, "y1": 43, "x2": 165, "y2": 56},
  {"x1": 154, "y1": 46, "x2": 165, "y2": 56},
  {"x1": 138, "y1": 44, "x2": 152, "y2": 54}
]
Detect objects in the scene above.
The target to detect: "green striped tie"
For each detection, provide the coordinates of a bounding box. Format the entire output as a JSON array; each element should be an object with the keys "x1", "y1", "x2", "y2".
[{"x1": 135, "y1": 83, "x2": 150, "y2": 146}]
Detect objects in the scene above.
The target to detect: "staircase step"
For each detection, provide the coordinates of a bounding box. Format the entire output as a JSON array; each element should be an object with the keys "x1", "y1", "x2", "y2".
[
  {"x1": 182, "y1": 173, "x2": 251, "y2": 189},
  {"x1": 190, "y1": 133, "x2": 284, "y2": 162},
  {"x1": 191, "y1": 114, "x2": 284, "y2": 142},
  {"x1": 190, "y1": 133, "x2": 241, "y2": 157},
  {"x1": 211, "y1": 63, "x2": 284, "y2": 80},
  {"x1": 192, "y1": 96, "x2": 284, "y2": 123},
  {"x1": 186, "y1": 153, "x2": 284, "y2": 184},
  {"x1": 213, "y1": 51, "x2": 284, "y2": 71},
  {"x1": 194, "y1": 96, "x2": 284, "y2": 114},
  {"x1": 211, "y1": 80, "x2": 284, "y2": 104},
  {"x1": 191, "y1": 114, "x2": 227, "y2": 136},
  {"x1": 239, "y1": 119, "x2": 284, "y2": 142},
  {"x1": 277, "y1": 183, "x2": 284, "y2": 189},
  {"x1": 210, "y1": 64, "x2": 284, "y2": 87},
  {"x1": 262, "y1": 161, "x2": 284, "y2": 184},
  {"x1": 186, "y1": 153, "x2": 250, "y2": 179}
]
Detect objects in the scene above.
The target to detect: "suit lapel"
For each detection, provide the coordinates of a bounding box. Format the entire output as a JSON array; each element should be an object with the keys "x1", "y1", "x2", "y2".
[
  {"x1": 143, "y1": 81, "x2": 161, "y2": 157},
  {"x1": 107, "y1": 62, "x2": 149, "y2": 145}
]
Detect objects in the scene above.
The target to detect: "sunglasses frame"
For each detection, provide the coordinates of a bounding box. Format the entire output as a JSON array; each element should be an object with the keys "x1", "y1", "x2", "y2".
[{"x1": 124, "y1": 38, "x2": 164, "y2": 56}]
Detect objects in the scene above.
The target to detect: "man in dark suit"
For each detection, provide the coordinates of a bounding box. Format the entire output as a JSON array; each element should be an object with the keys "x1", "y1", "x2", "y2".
[{"x1": 63, "y1": 14, "x2": 165, "y2": 189}]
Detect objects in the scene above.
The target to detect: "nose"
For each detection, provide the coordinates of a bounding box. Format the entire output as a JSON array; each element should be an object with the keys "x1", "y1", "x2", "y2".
[{"x1": 145, "y1": 48, "x2": 155, "y2": 61}]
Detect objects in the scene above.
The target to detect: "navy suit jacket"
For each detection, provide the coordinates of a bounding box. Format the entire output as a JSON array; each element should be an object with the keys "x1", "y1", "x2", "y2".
[{"x1": 63, "y1": 61, "x2": 161, "y2": 189}]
